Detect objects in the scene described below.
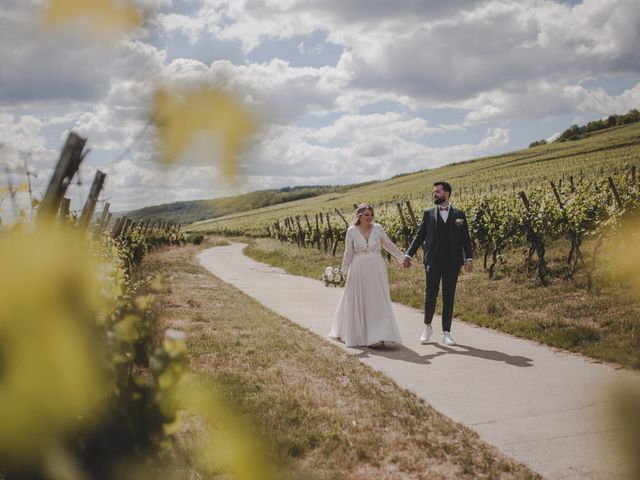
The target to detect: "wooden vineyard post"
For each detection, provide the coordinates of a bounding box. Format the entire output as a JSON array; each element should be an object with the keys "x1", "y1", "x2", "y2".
[
  {"x1": 39, "y1": 132, "x2": 88, "y2": 221},
  {"x1": 111, "y1": 217, "x2": 125, "y2": 237},
  {"x1": 304, "y1": 214, "x2": 313, "y2": 247},
  {"x1": 295, "y1": 216, "x2": 304, "y2": 247},
  {"x1": 79, "y1": 170, "x2": 107, "y2": 229},
  {"x1": 332, "y1": 208, "x2": 349, "y2": 256},
  {"x1": 607, "y1": 176, "x2": 624, "y2": 210},
  {"x1": 96, "y1": 202, "x2": 111, "y2": 234},
  {"x1": 314, "y1": 214, "x2": 321, "y2": 250},
  {"x1": 326, "y1": 213, "x2": 334, "y2": 255},
  {"x1": 121, "y1": 217, "x2": 132, "y2": 237},
  {"x1": 405, "y1": 200, "x2": 418, "y2": 233},
  {"x1": 334, "y1": 208, "x2": 349, "y2": 227},
  {"x1": 105, "y1": 212, "x2": 113, "y2": 230},
  {"x1": 59, "y1": 197, "x2": 71, "y2": 223},
  {"x1": 396, "y1": 202, "x2": 410, "y2": 249},
  {"x1": 275, "y1": 219, "x2": 282, "y2": 240},
  {"x1": 519, "y1": 191, "x2": 548, "y2": 286}
]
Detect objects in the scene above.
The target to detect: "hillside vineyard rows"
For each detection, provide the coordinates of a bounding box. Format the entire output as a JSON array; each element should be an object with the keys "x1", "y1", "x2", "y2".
[{"x1": 191, "y1": 123, "x2": 640, "y2": 285}]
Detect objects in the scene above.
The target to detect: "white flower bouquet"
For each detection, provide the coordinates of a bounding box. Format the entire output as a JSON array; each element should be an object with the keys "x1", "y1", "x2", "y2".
[{"x1": 322, "y1": 266, "x2": 345, "y2": 287}]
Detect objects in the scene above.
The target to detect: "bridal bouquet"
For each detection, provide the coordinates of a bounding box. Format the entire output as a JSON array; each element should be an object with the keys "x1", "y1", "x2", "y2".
[{"x1": 322, "y1": 266, "x2": 345, "y2": 287}]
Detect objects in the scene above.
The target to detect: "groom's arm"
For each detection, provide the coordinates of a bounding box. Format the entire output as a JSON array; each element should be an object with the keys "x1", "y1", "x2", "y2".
[
  {"x1": 460, "y1": 211, "x2": 474, "y2": 272},
  {"x1": 405, "y1": 211, "x2": 428, "y2": 258}
]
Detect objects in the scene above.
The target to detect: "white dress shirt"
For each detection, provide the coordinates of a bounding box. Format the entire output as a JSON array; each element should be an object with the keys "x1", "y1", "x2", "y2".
[{"x1": 438, "y1": 203, "x2": 450, "y2": 223}]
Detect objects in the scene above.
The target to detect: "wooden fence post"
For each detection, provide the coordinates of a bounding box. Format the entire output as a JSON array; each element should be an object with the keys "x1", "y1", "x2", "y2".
[
  {"x1": 111, "y1": 217, "x2": 124, "y2": 237},
  {"x1": 314, "y1": 214, "x2": 321, "y2": 250},
  {"x1": 79, "y1": 170, "x2": 107, "y2": 229},
  {"x1": 334, "y1": 208, "x2": 349, "y2": 227},
  {"x1": 396, "y1": 202, "x2": 410, "y2": 249},
  {"x1": 304, "y1": 214, "x2": 313, "y2": 246},
  {"x1": 39, "y1": 132, "x2": 88, "y2": 221},
  {"x1": 59, "y1": 197, "x2": 71, "y2": 223},
  {"x1": 96, "y1": 202, "x2": 110, "y2": 234},
  {"x1": 405, "y1": 200, "x2": 418, "y2": 233},
  {"x1": 295, "y1": 216, "x2": 304, "y2": 247},
  {"x1": 607, "y1": 176, "x2": 624, "y2": 210},
  {"x1": 325, "y1": 213, "x2": 333, "y2": 254}
]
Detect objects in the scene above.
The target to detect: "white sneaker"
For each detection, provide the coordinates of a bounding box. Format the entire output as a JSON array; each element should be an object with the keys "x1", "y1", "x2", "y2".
[
  {"x1": 419, "y1": 325, "x2": 433, "y2": 344},
  {"x1": 442, "y1": 332, "x2": 457, "y2": 346}
]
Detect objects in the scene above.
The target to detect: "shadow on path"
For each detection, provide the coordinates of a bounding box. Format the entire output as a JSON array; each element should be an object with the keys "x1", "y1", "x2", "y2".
[{"x1": 350, "y1": 342, "x2": 534, "y2": 368}]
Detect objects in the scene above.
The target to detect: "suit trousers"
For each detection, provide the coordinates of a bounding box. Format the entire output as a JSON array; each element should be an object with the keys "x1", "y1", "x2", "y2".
[{"x1": 424, "y1": 260, "x2": 460, "y2": 332}]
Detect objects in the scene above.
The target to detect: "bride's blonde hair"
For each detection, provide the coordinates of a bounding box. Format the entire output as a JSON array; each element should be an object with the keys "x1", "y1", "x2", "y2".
[{"x1": 354, "y1": 203, "x2": 374, "y2": 225}]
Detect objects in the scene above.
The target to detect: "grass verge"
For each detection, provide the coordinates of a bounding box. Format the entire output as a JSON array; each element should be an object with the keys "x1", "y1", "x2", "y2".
[
  {"x1": 243, "y1": 236, "x2": 640, "y2": 370},
  {"x1": 144, "y1": 240, "x2": 539, "y2": 479}
]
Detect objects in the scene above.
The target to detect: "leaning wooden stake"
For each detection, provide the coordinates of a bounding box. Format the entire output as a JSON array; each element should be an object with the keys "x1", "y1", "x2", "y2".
[
  {"x1": 96, "y1": 202, "x2": 111, "y2": 234},
  {"x1": 59, "y1": 197, "x2": 71, "y2": 223},
  {"x1": 607, "y1": 176, "x2": 624, "y2": 210},
  {"x1": 396, "y1": 202, "x2": 410, "y2": 249},
  {"x1": 334, "y1": 208, "x2": 349, "y2": 227},
  {"x1": 79, "y1": 170, "x2": 107, "y2": 229},
  {"x1": 405, "y1": 200, "x2": 418, "y2": 233},
  {"x1": 38, "y1": 132, "x2": 87, "y2": 221}
]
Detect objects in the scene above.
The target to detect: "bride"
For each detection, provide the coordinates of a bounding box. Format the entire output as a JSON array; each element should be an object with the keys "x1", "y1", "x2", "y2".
[{"x1": 329, "y1": 203, "x2": 406, "y2": 347}]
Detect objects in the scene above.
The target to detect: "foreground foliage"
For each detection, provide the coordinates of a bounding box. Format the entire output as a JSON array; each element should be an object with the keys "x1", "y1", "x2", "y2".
[{"x1": 0, "y1": 224, "x2": 271, "y2": 480}]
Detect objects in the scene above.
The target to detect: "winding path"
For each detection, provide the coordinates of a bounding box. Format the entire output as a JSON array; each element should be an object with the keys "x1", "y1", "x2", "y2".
[{"x1": 198, "y1": 243, "x2": 639, "y2": 479}]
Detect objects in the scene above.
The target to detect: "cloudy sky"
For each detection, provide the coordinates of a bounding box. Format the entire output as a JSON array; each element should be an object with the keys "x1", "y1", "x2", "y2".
[{"x1": 1, "y1": 0, "x2": 639, "y2": 217}]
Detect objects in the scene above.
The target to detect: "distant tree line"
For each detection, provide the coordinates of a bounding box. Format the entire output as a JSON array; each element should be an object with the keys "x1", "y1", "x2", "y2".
[{"x1": 530, "y1": 107, "x2": 640, "y2": 147}]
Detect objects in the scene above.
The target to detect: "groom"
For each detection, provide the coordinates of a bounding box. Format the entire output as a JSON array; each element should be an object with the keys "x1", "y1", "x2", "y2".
[{"x1": 403, "y1": 181, "x2": 473, "y2": 346}]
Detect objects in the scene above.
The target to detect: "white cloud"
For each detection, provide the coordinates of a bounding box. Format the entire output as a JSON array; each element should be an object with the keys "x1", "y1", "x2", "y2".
[{"x1": 1, "y1": 0, "x2": 639, "y2": 213}]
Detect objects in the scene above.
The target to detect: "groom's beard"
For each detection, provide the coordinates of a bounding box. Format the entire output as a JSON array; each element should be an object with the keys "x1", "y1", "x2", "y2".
[{"x1": 434, "y1": 197, "x2": 444, "y2": 205}]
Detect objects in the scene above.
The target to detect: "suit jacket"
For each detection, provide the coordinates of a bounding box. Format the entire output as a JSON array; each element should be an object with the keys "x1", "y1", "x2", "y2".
[{"x1": 406, "y1": 206, "x2": 474, "y2": 266}]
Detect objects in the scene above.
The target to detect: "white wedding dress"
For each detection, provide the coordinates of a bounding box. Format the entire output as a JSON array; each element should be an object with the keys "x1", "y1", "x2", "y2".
[{"x1": 329, "y1": 223, "x2": 405, "y2": 347}]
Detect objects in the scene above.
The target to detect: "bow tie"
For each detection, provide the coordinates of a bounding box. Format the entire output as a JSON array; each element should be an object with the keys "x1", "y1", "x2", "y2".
[{"x1": 439, "y1": 206, "x2": 449, "y2": 211}]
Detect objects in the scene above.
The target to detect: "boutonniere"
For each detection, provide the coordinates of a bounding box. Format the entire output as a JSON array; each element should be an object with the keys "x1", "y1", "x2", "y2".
[{"x1": 455, "y1": 218, "x2": 464, "y2": 227}]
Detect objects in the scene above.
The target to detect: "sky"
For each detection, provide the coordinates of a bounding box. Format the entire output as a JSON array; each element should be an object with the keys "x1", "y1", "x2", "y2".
[{"x1": 1, "y1": 0, "x2": 639, "y2": 218}]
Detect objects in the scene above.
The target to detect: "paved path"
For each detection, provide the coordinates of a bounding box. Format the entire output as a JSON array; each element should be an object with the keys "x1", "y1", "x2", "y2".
[{"x1": 198, "y1": 243, "x2": 639, "y2": 479}]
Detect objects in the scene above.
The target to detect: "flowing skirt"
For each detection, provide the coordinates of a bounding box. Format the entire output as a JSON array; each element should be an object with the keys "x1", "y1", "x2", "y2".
[{"x1": 329, "y1": 252, "x2": 402, "y2": 347}]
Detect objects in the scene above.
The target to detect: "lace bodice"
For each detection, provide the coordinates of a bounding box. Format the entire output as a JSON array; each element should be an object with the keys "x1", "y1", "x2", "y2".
[{"x1": 340, "y1": 224, "x2": 405, "y2": 273}]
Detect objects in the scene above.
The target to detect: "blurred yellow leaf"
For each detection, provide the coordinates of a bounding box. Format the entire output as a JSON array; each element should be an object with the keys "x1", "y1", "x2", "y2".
[
  {"x1": 113, "y1": 314, "x2": 141, "y2": 342},
  {"x1": 610, "y1": 216, "x2": 640, "y2": 293},
  {"x1": 0, "y1": 226, "x2": 109, "y2": 462},
  {"x1": 152, "y1": 88, "x2": 255, "y2": 180},
  {"x1": 609, "y1": 384, "x2": 640, "y2": 478},
  {"x1": 134, "y1": 294, "x2": 154, "y2": 312},
  {"x1": 177, "y1": 375, "x2": 276, "y2": 480},
  {"x1": 45, "y1": 0, "x2": 141, "y2": 33},
  {"x1": 16, "y1": 182, "x2": 30, "y2": 193}
]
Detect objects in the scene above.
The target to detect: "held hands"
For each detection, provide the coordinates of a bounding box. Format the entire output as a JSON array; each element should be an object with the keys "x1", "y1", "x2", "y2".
[{"x1": 402, "y1": 257, "x2": 411, "y2": 269}]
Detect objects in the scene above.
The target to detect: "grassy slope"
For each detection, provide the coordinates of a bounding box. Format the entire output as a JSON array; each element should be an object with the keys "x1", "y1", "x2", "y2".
[
  {"x1": 126, "y1": 186, "x2": 356, "y2": 225},
  {"x1": 146, "y1": 241, "x2": 539, "y2": 480},
  {"x1": 188, "y1": 122, "x2": 640, "y2": 236}
]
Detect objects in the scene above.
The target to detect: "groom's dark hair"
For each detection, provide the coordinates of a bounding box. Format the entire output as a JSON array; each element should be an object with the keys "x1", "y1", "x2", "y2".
[{"x1": 434, "y1": 181, "x2": 452, "y2": 194}]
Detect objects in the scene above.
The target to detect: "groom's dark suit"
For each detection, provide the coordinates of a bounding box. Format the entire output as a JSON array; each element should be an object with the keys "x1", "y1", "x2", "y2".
[{"x1": 406, "y1": 205, "x2": 473, "y2": 332}]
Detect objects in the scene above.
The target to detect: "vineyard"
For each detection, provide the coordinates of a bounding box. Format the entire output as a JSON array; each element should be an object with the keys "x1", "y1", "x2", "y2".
[{"x1": 190, "y1": 122, "x2": 640, "y2": 287}]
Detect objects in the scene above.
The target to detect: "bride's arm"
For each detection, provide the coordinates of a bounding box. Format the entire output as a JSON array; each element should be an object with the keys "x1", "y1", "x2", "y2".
[
  {"x1": 379, "y1": 225, "x2": 405, "y2": 261},
  {"x1": 340, "y1": 227, "x2": 355, "y2": 274}
]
